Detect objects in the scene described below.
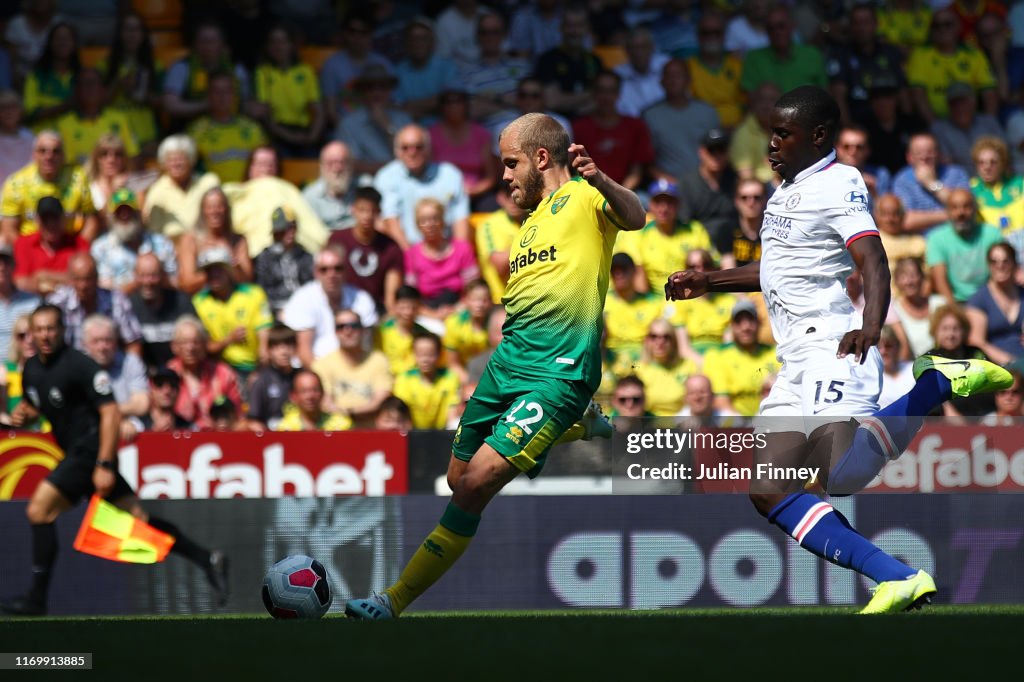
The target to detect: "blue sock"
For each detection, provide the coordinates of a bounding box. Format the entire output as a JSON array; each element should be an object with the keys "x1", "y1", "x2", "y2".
[
  {"x1": 827, "y1": 369, "x2": 953, "y2": 495},
  {"x1": 769, "y1": 492, "x2": 915, "y2": 584}
]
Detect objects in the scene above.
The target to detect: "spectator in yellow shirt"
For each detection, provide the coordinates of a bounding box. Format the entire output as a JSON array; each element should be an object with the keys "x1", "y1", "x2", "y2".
[
  {"x1": 55, "y1": 68, "x2": 140, "y2": 167},
  {"x1": 604, "y1": 252, "x2": 672, "y2": 370},
  {"x1": 187, "y1": 72, "x2": 267, "y2": 183},
  {"x1": 23, "y1": 22, "x2": 80, "y2": 130},
  {"x1": 251, "y1": 24, "x2": 324, "y2": 157},
  {"x1": 702, "y1": 299, "x2": 780, "y2": 417},
  {"x1": 665, "y1": 248, "x2": 736, "y2": 354},
  {"x1": 631, "y1": 318, "x2": 699, "y2": 416},
  {"x1": 728, "y1": 82, "x2": 780, "y2": 185},
  {"x1": 687, "y1": 11, "x2": 745, "y2": 129},
  {"x1": 275, "y1": 369, "x2": 351, "y2": 432},
  {"x1": 443, "y1": 280, "x2": 492, "y2": 384},
  {"x1": 376, "y1": 285, "x2": 429, "y2": 375},
  {"x1": 393, "y1": 331, "x2": 462, "y2": 429},
  {"x1": 475, "y1": 183, "x2": 527, "y2": 304}
]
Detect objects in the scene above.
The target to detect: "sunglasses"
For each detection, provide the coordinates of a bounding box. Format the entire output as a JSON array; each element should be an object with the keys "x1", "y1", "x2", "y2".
[
  {"x1": 400, "y1": 143, "x2": 425, "y2": 151},
  {"x1": 647, "y1": 333, "x2": 673, "y2": 341},
  {"x1": 99, "y1": 148, "x2": 125, "y2": 157},
  {"x1": 35, "y1": 146, "x2": 61, "y2": 155},
  {"x1": 336, "y1": 321, "x2": 363, "y2": 331},
  {"x1": 518, "y1": 90, "x2": 543, "y2": 98},
  {"x1": 615, "y1": 395, "x2": 643, "y2": 404},
  {"x1": 317, "y1": 264, "x2": 344, "y2": 273},
  {"x1": 739, "y1": 194, "x2": 764, "y2": 201}
]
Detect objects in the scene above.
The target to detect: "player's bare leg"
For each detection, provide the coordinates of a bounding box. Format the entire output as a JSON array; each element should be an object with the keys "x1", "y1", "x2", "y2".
[
  {"x1": 0, "y1": 481, "x2": 72, "y2": 615},
  {"x1": 111, "y1": 494, "x2": 231, "y2": 606},
  {"x1": 347, "y1": 444, "x2": 518, "y2": 620}
]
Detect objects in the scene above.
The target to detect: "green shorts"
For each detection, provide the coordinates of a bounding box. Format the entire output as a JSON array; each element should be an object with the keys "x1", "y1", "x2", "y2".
[{"x1": 452, "y1": 360, "x2": 594, "y2": 478}]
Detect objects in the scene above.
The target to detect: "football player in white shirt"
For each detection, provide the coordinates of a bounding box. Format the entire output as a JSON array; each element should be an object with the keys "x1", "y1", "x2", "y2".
[{"x1": 666, "y1": 86, "x2": 1012, "y2": 614}]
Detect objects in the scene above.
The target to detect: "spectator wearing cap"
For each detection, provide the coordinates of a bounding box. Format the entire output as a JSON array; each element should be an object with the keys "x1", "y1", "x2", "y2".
[
  {"x1": 644, "y1": 59, "x2": 720, "y2": 184},
  {"x1": 835, "y1": 125, "x2": 893, "y2": 200},
  {"x1": 13, "y1": 195, "x2": 88, "y2": 295},
  {"x1": 303, "y1": 141, "x2": 360, "y2": 231},
  {"x1": 55, "y1": 68, "x2": 140, "y2": 167},
  {"x1": 245, "y1": 322, "x2": 298, "y2": 431},
  {"x1": 142, "y1": 135, "x2": 222, "y2": 240},
  {"x1": 458, "y1": 13, "x2": 530, "y2": 122},
  {"x1": 429, "y1": 89, "x2": 499, "y2": 212},
  {"x1": 47, "y1": 251, "x2": 143, "y2": 354},
  {"x1": 685, "y1": 13, "x2": 743, "y2": 130},
  {"x1": 334, "y1": 63, "x2": 412, "y2": 177},
  {"x1": 893, "y1": 132, "x2": 971, "y2": 233},
  {"x1": 122, "y1": 366, "x2": 194, "y2": 442},
  {"x1": 250, "y1": 24, "x2": 324, "y2": 158},
  {"x1": 320, "y1": 11, "x2": 395, "y2": 129},
  {"x1": 729, "y1": 82, "x2": 780, "y2": 185},
  {"x1": 613, "y1": 28, "x2": 669, "y2": 120},
  {"x1": 931, "y1": 82, "x2": 1005, "y2": 170},
  {"x1": 729, "y1": 178, "x2": 766, "y2": 267},
  {"x1": 374, "y1": 123, "x2": 470, "y2": 249},
  {"x1": 532, "y1": 8, "x2": 602, "y2": 119},
  {"x1": 129, "y1": 253, "x2": 196, "y2": 368},
  {"x1": 328, "y1": 186, "x2": 403, "y2": 315},
  {"x1": 740, "y1": 7, "x2": 826, "y2": 94},
  {"x1": 0, "y1": 91, "x2": 34, "y2": 186},
  {"x1": 192, "y1": 245, "x2": 273, "y2": 382},
  {"x1": 187, "y1": 71, "x2": 268, "y2": 184},
  {"x1": 90, "y1": 188, "x2": 178, "y2": 293},
  {"x1": 393, "y1": 19, "x2": 459, "y2": 123},
  {"x1": 573, "y1": 71, "x2": 654, "y2": 192},
  {"x1": 604, "y1": 252, "x2": 671, "y2": 371},
  {"x1": 678, "y1": 128, "x2": 742, "y2": 258},
  {"x1": 313, "y1": 308, "x2": 392, "y2": 428},
  {"x1": 825, "y1": 3, "x2": 908, "y2": 126},
  {"x1": 615, "y1": 179, "x2": 715, "y2": 294},
  {"x1": 281, "y1": 244, "x2": 378, "y2": 366},
  {"x1": 702, "y1": 299, "x2": 780, "y2": 417},
  {"x1": 863, "y1": 75, "x2": 928, "y2": 176},
  {"x1": 166, "y1": 316, "x2": 243, "y2": 430},
  {"x1": 254, "y1": 206, "x2": 314, "y2": 315},
  {"x1": 162, "y1": 20, "x2": 251, "y2": 129},
  {"x1": 907, "y1": 8, "x2": 999, "y2": 124},
  {"x1": 82, "y1": 313, "x2": 149, "y2": 439},
  {"x1": 275, "y1": 369, "x2": 351, "y2": 432},
  {"x1": 0, "y1": 130, "x2": 98, "y2": 244},
  {"x1": 0, "y1": 243, "x2": 39, "y2": 361}
]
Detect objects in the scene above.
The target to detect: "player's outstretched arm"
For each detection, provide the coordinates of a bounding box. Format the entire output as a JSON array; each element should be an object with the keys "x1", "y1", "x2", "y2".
[
  {"x1": 838, "y1": 235, "x2": 890, "y2": 364},
  {"x1": 665, "y1": 261, "x2": 761, "y2": 301},
  {"x1": 569, "y1": 143, "x2": 647, "y2": 230}
]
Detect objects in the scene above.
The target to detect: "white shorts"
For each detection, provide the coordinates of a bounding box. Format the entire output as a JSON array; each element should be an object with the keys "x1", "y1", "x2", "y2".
[{"x1": 755, "y1": 335, "x2": 882, "y2": 434}]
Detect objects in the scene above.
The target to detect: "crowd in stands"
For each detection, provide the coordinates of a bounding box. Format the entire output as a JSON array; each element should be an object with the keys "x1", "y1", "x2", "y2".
[{"x1": 2, "y1": 0, "x2": 1024, "y2": 436}]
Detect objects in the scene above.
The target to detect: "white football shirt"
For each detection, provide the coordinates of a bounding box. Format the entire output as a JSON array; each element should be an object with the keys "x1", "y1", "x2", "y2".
[{"x1": 759, "y1": 151, "x2": 880, "y2": 353}]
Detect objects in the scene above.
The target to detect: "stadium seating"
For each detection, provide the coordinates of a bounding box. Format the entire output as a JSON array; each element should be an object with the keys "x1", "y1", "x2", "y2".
[
  {"x1": 594, "y1": 45, "x2": 627, "y2": 69},
  {"x1": 281, "y1": 158, "x2": 320, "y2": 188},
  {"x1": 132, "y1": 0, "x2": 183, "y2": 31},
  {"x1": 298, "y1": 46, "x2": 336, "y2": 73}
]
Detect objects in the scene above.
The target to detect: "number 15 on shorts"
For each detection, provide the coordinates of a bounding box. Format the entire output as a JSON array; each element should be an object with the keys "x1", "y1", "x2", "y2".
[{"x1": 814, "y1": 380, "x2": 845, "y2": 406}]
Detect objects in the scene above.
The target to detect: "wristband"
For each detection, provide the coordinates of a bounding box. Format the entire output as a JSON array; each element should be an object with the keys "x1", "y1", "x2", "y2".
[{"x1": 95, "y1": 460, "x2": 116, "y2": 471}]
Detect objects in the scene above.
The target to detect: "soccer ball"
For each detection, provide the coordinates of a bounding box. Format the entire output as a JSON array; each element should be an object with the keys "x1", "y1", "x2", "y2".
[{"x1": 262, "y1": 555, "x2": 332, "y2": 619}]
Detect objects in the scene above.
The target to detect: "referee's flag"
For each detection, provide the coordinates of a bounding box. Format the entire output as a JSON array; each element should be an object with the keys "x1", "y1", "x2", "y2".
[{"x1": 73, "y1": 495, "x2": 174, "y2": 564}]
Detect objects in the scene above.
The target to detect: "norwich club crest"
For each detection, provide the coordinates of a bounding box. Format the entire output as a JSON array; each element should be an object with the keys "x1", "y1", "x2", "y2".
[{"x1": 551, "y1": 195, "x2": 570, "y2": 214}]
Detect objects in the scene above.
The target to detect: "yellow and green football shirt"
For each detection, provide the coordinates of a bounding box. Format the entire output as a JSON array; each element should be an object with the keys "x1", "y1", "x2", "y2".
[
  {"x1": 603, "y1": 290, "x2": 667, "y2": 363},
  {"x1": 493, "y1": 177, "x2": 625, "y2": 386},
  {"x1": 276, "y1": 409, "x2": 351, "y2": 431},
  {"x1": 187, "y1": 115, "x2": 268, "y2": 183},
  {"x1": 475, "y1": 208, "x2": 520, "y2": 303},
  {"x1": 686, "y1": 54, "x2": 745, "y2": 129},
  {"x1": 443, "y1": 309, "x2": 489, "y2": 366},
  {"x1": 192, "y1": 283, "x2": 274, "y2": 372},
  {"x1": 906, "y1": 46, "x2": 996, "y2": 119},
  {"x1": 23, "y1": 69, "x2": 74, "y2": 131},
  {"x1": 56, "y1": 108, "x2": 141, "y2": 166},
  {"x1": 666, "y1": 291, "x2": 737, "y2": 354},
  {"x1": 393, "y1": 368, "x2": 462, "y2": 429},
  {"x1": 878, "y1": 6, "x2": 932, "y2": 49},
  {"x1": 971, "y1": 176, "x2": 1024, "y2": 233},
  {"x1": 703, "y1": 342, "x2": 780, "y2": 417},
  {"x1": 254, "y1": 63, "x2": 320, "y2": 128},
  {"x1": 376, "y1": 318, "x2": 423, "y2": 375},
  {"x1": 614, "y1": 219, "x2": 715, "y2": 294},
  {"x1": 0, "y1": 162, "x2": 95, "y2": 236}
]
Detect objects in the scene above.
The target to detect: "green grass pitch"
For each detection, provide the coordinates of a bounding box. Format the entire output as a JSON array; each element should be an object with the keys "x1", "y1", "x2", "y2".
[{"x1": 2, "y1": 607, "x2": 1020, "y2": 677}]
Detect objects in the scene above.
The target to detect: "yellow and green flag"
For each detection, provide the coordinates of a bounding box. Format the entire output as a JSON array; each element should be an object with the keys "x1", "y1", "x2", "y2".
[{"x1": 73, "y1": 495, "x2": 175, "y2": 564}]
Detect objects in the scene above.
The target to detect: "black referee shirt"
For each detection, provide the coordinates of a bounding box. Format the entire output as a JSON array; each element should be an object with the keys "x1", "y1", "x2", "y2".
[{"x1": 22, "y1": 345, "x2": 115, "y2": 456}]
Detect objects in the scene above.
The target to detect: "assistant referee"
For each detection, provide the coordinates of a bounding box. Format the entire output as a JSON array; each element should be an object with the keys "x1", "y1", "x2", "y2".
[{"x1": 0, "y1": 304, "x2": 229, "y2": 615}]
